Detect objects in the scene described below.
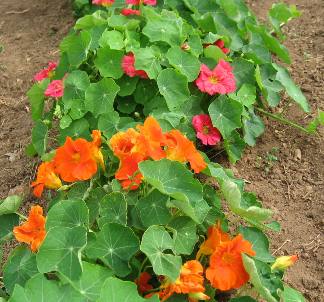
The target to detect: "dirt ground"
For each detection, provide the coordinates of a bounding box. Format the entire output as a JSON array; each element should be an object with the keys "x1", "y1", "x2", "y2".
[{"x1": 0, "y1": 0, "x2": 323, "y2": 301}]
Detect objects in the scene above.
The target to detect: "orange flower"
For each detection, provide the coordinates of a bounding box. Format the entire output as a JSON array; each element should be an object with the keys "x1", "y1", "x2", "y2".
[
  {"x1": 13, "y1": 205, "x2": 46, "y2": 252},
  {"x1": 31, "y1": 161, "x2": 62, "y2": 198},
  {"x1": 135, "y1": 272, "x2": 153, "y2": 294},
  {"x1": 90, "y1": 130, "x2": 105, "y2": 170},
  {"x1": 110, "y1": 128, "x2": 143, "y2": 160},
  {"x1": 196, "y1": 222, "x2": 230, "y2": 260},
  {"x1": 159, "y1": 260, "x2": 209, "y2": 302},
  {"x1": 136, "y1": 116, "x2": 166, "y2": 160},
  {"x1": 164, "y1": 130, "x2": 207, "y2": 173},
  {"x1": 206, "y1": 234, "x2": 256, "y2": 291},
  {"x1": 54, "y1": 136, "x2": 98, "y2": 182},
  {"x1": 115, "y1": 154, "x2": 144, "y2": 190}
]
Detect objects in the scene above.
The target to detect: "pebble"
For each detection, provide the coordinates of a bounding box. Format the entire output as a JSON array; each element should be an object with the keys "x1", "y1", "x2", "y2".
[{"x1": 294, "y1": 148, "x2": 302, "y2": 161}]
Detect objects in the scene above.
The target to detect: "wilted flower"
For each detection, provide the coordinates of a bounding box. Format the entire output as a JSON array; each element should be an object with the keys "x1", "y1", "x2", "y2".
[{"x1": 271, "y1": 255, "x2": 298, "y2": 271}]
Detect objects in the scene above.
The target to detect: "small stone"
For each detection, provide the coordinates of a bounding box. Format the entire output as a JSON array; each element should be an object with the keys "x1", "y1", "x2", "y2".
[{"x1": 294, "y1": 149, "x2": 302, "y2": 161}]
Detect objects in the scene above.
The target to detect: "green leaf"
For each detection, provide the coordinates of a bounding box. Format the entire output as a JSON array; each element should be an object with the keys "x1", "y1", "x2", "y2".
[
  {"x1": 157, "y1": 69, "x2": 190, "y2": 111},
  {"x1": 280, "y1": 285, "x2": 306, "y2": 302},
  {"x1": 46, "y1": 199, "x2": 89, "y2": 229},
  {"x1": 243, "y1": 109, "x2": 265, "y2": 146},
  {"x1": 136, "y1": 190, "x2": 171, "y2": 228},
  {"x1": 85, "y1": 187, "x2": 107, "y2": 225},
  {"x1": 99, "y1": 30, "x2": 124, "y2": 50},
  {"x1": 27, "y1": 79, "x2": 50, "y2": 121},
  {"x1": 0, "y1": 195, "x2": 23, "y2": 215},
  {"x1": 224, "y1": 130, "x2": 246, "y2": 164},
  {"x1": 74, "y1": 11, "x2": 108, "y2": 30},
  {"x1": 37, "y1": 226, "x2": 87, "y2": 280},
  {"x1": 140, "y1": 226, "x2": 181, "y2": 281},
  {"x1": 230, "y1": 297, "x2": 257, "y2": 302},
  {"x1": 117, "y1": 76, "x2": 139, "y2": 97},
  {"x1": 133, "y1": 47, "x2": 162, "y2": 80},
  {"x1": 0, "y1": 214, "x2": 18, "y2": 242},
  {"x1": 168, "y1": 216, "x2": 198, "y2": 255},
  {"x1": 239, "y1": 227, "x2": 275, "y2": 263},
  {"x1": 242, "y1": 255, "x2": 282, "y2": 302},
  {"x1": 61, "y1": 261, "x2": 113, "y2": 301},
  {"x1": 230, "y1": 84, "x2": 256, "y2": 108},
  {"x1": 243, "y1": 43, "x2": 271, "y2": 65},
  {"x1": 3, "y1": 246, "x2": 38, "y2": 294},
  {"x1": 59, "y1": 118, "x2": 90, "y2": 143},
  {"x1": 60, "y1": 31, "x2": 91, "y2": 67},
  {"x1": 204, "y1": 45, "x2": 227, "y2": 62},
  {"x1": 97, "y1": 277, "x2": 159, "y2": 302},
  {"x1": 98, "y1": 192, "x2": 127, "y2": 227},
  {"x1": 306, "y1": 110, "x2": 324, "y2": 133},
  {"x1": 142, "y1": 8, "x2": 185, "y2": 46},
  {"x1": 98, "y1": 111, "x2": 120, "y2": 137},
  {"x1": 8, "y1": 274, "x2": 83, "y2": 302},
  {"x1": 117, "y1": 98, "x2": 137, "y2": 114},
  {"x1": 273, "y1": 64, "x2": 310, "y2": 112},
  {"x1": 86, "y1": 223, "x2": 139, "y2": 277},
  {"x1": 85, "y1": 78, "x2": 120, "y2": 117},
  {"x1": 166, "y1": 47, "x2": 201, "y2": 81},
  {"x1": 31, "y1": 120, "x2": 48, "y2": 156},
  {"x1": 232, "y1": 58, "x2": 255, "y2": 89},
  {"x1": 139, "y1": 159, "x2": 209, "y2": 223},
  {"x1": 94, "y1": 47, "x2": 124, "y2": 79},
  {"x1": 208, "y1": 96, "x2": 243, "y2": 139}
]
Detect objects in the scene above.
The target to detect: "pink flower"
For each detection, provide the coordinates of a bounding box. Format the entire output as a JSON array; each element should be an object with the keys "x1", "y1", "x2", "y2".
[
  {"x1": 34, "y1": 61, "x2": 57, "y2": 82},
  {"x1": 92, "y1": 0, "x2": 115, "y2": 6},
  {"x1": 121, "y1": 53, "x2": 148, "y2": 79},
  {"x1": 192, "y1": 114, "x2": 222, "y2": 145},
  {"x1": 125, "y1": 0, "x2": 157, "y2": 5},
  {"x1": 121, "y1": 8, "x2": 140, "y2": 15},
  {"x1": 45, "y1": 80, "x2": 64, "y2": 98},
  {"x1": 195, "y1": 60, "x2": 236, "y2": 95}
]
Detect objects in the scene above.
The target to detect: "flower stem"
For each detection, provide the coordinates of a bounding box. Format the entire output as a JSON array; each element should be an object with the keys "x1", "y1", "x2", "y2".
[
  {"x1": 15, "y1": 212, "x2": 27, "y2": 220},
  {"x1": 255, "y1": 107, "x2": 310, "y2": 134}
]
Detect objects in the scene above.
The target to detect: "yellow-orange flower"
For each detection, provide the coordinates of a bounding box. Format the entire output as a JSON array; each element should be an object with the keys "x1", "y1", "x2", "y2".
[
  {"x1": 54, "y1": 136, "x2": 98, "y2": 182},
  {"x1": 196, "y1": 222, "x2": 230, "y2": 260},
  {"x1": 90, "y1": 130, "x2": 105, "y2": 170},
  {"x1": 31, "y1": 161, "x2": 62, "y2": 198},
  {"x1": 271, "y1": 255, "x2": 298, "y2": 271},
  {"x1": 206, "y1": 234, "x2": 255, "y2": 291},
  {"x1": 164, "y1": 130, "x2": 207, "y2": 173},
  {"x1": 13, "y1": 205, "x2": 46, "y2": 252},
  {"x1": 159, "y1": 260, "x2": 209, "y2": 302}
]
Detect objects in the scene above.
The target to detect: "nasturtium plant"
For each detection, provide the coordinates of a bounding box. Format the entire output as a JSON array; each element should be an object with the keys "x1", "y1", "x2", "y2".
[{"x1": 27, "y1": 0, "x2": 323, "y2": 164}]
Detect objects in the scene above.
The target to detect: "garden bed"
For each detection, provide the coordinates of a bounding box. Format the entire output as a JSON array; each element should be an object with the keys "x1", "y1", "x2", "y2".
[{"x1": 0, "y1": 0, "x2": 322, "y2": 301}]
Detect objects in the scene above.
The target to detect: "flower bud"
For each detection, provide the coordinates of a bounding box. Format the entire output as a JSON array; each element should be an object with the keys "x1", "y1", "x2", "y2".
[
  {"x1": 271, "y1": 255, "x2": 298, "y2": 271},
  {"x1": 181, "y1": 43, "x2": 190, "y2": 51}
]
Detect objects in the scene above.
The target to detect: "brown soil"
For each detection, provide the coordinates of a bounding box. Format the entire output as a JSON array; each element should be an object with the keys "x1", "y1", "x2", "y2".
[{"x1": 0, "y1": 0, "x2": 323, "y2": 301}]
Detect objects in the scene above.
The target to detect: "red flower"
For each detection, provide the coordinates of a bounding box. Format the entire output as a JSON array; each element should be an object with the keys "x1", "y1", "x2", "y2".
[
  {"x1": 121, "y1": 8, "x2": 140, "y2": 15},
  {"x1": 206, "y1": 234, "x2": 256, "y2": 291},
  {"x1": 122, "y1": 53, "x2": 148, "y2": 79},
  {"x1": 34, "y1": 61, "x2": 57, "y2": 82},
  {"x1": 192, "y1": 114, "x2": 222, "y2": 146},
  {"x1": 196, "y1": 60, "x2": 236, "y2": 95},
  {"x1": 31, "y1": 162, "x2": 62, "y2": 198},
  {"x1": 135, "y1": 272, "x2": 153, "y2": 294},
  {"x1": 45, "y1": 80, "x2": 64, "y2": 98},
  {"x1": 215, "y1": 40, "x2": 230, "y2": 54},
  {"x1": 13, "y1": 205, "x2": 46, "y2": 252}
]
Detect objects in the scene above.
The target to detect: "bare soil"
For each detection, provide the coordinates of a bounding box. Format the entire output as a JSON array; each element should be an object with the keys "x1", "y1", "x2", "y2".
[{"x1": 0, "y1": 0, "x2": 323, "y2": 301}]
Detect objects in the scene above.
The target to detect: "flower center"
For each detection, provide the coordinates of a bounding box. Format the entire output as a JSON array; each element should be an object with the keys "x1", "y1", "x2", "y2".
[
  {"x1": 72, "y1": 152, "x2": 81, "y2": 162},
  {"x1": 202, "y1": 126, "x2": 210, "y2": 134},
  {"x1": 208, "y1": 75, "x2": 218, "y2": 84},
  {"x1": 222, "y1": 252, "x2": 235, "y2": 264}
]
